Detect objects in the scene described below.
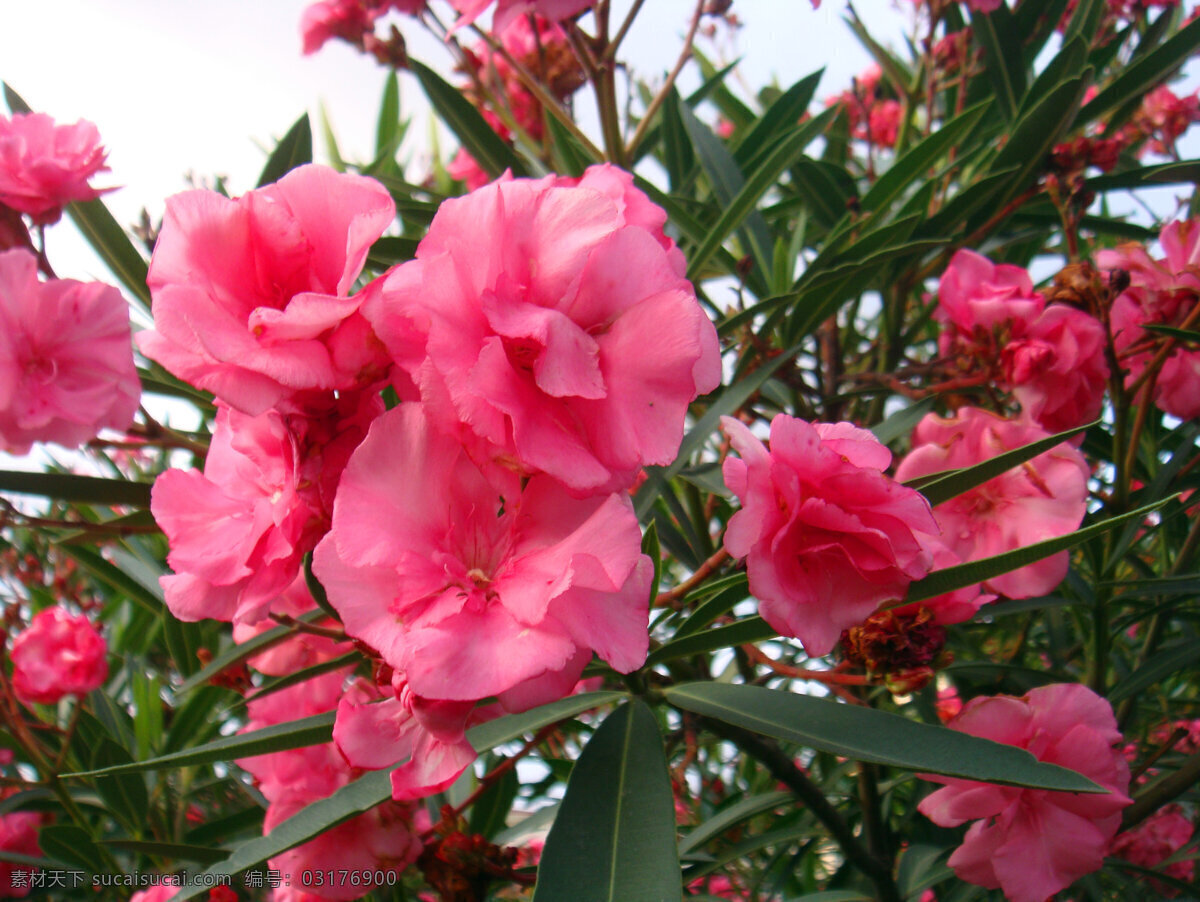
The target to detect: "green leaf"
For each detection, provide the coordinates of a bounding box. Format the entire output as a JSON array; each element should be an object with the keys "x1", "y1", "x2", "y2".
[
  {"x1": 256, "y1": 113, "x2": 313, "y2": 188},
  {"x1": 37, "y1": 825, "x2": 109, "y2": 873},
  {"x1": 2, "y1": 82, "x2": 32, "y2": 113},
  {"x1": 661, "y1": 88, "x2": 695, "y2": 191},
  {"x1": 375, "y1": 71, "x2": 401, "y2": 159},
  {"x1": 666, "y1": 682, "x2": 1104, "y2": 792},
  {"x1": 679, "y1": 790, "x2": 792, "y2": 854},
  {"x1": 60, "y1": 545, "x2": 162, "y2": 614},
  {"x1": 905, "y1": 494, "x2": 1176, "y2": 603},
  {"x1": 914, "y1": 419, "x2": 1096, "y2": 507},
  {"x1": 98, "y1": 840, "x2": 227, "y2": 865},
  {"x1": 317, "y1": 102, "x2": 346, "y2": 171},
  {"x1": 238, "y1": 652, "x2": 361, "y2": 709},
  {"x1": 732, "y1": 69, "x2": 823, "y2": 169},
  {"x1": 88, "y1": 739, "x2": 149, "y2": 832},
  {"x1": 870, "y1": 397, "x2": 936, "y2": 445},
  {"x1": 467, "y1": 690, "x2": 627, "y2": 753},
  {"x1": 174, "y1": 610, "x2": 326, "y2": 694},
  {"x1": 1141, "y1": 323, "x2": 1200, "y2": 343},
  {"x1": 1107, "y1": 639, "x2": 1200, "y2": 703},
  {"x1": 1077, "y1": 15, "x2": 1200, "y2": 127},
  {"x1": 642, "y1": 521, "x2": 662, "y2": 606},
  {"x1": 365, "y1": 235, "x2": 419, "y2": 270},
  {"x1": 65, "y1": 712, "x2": 334, "y2": 777},
  {"x1": 467, "y1": 762, "x2": 519, "y2": 839},
  {"x1": 67, "y1": 199, "x2": 152, "y2": 310},
  {"x1": 647, "y1": 617, "x2": 775, "y2": 667},
  {"x1": 533, "y1": 700, "x2": 682, "y2": 902},
  {"x1": 972, "y1": 3, "x2": 1027, "y2": 120},
  {"x1": 544, "y1": 113, "x2": 595, "y2": 177},
  {"x1": 1086, "y1": 160, "x2": 1200, "y2": 192},
  {"x1": 0, "y1": 470, "x2": 151, "y2": 507},
  {"x1": 411, "y1": 59, "x2": 527, "y2": 179},
  {"x1": 672, "y1": 579, "x2": 751, "y2": 639},
  {"x1": 790, "y1": 157, "x2": 854, "y2": 227}
]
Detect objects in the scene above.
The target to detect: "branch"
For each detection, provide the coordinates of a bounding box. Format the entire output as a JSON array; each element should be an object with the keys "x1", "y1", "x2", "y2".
[
  {"x1": 624, "y1": 0, "x2": 705, "y2": 161},
  {"x1": 1121, "y1": 751, "x2": 1200, "y2": 831}
]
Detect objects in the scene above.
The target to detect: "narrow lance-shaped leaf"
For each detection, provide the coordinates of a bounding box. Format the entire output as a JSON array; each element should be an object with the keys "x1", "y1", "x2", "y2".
[
  {"x1": 666, "y1": 682, "x2": 1104, "y2": 792},
  {"x1": 0, "y1": 470, "x2": 152, "y2": 508},
  {"x1": 533, "y1": 700, "x2": 683, "y2": 902},
  {"x1": 257, "y1": 113, "x2": 313, "y2": 188}
]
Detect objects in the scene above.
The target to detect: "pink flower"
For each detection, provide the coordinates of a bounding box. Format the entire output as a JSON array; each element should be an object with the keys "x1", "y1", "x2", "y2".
[
  {"x1": 967, "y1": 0, "x2": 1004, "y2": 11},
  {"x1": 312, "y1": 402, "x2": 653, "y2": 704},
  {"x1": 720, "y1": 415, "x2": 937, "y2": 656},
  {"x1": 237, "y1": 672, "x2": 423, "y2": 900},
  {"x1": 153, "y1": 391, "x2": 382, "y2": 625},
  {"x1": 0, "y1": 812, "x2": 41, "y2": 898},
  {"x1": 1097, "y1": 219, "x2": 1200, "y2": 420},
  {"x1": 449, "y1": 0, "x2": 593, "y2": 34},
  {"x1": 300, "y1": 0, "x2": 425, "y2": 55},
  {"x1": 1134, "y1": 84, "x2": 1200, "y2": 157},
  {"x1": 1003, "y1": 303, "x2": 1109, "y2": 433},
  {"x1": 893, "y1": 408, "x2": 1089, "y2": 599},
  {"x1": 1110, "y1": 804, "x2": 1195, "y2": 889},
  {"x1": 137, "y1": 164, "x2": 395, "y2": 416},
  {"x1": 918, "y1": 684, "x2": 1131, "y2": 902},
  {"x1": 232, "y1": 577, "x2": 351, "y2": 676},
  {"x1": 446, "y1": 148, "x2": 491, "y2": 190},
  {"x1": 129, "y1": 888, "x2": 177, "y2": 902},
  {"x1": 10, "y1": 607, "x2": 107, "y2": 705},
  {"x1": 365, "y1": 166, "x2": 720, "y2": 494},
  {"x1": 333, "y1": 675, "x2": 483, "y2": 801},
  {"x1": 867, "y1": 100, "x2": 902, "y2": 148},
  {"x1": 0, "y1": 113, "x2": 110, "y2": 224},
  {"x1": 0, "y1": 248, "x2": 139, "y2": 455},
  {"x1": 935, "y1": 249, "x2": 1044, "y2": 344}
]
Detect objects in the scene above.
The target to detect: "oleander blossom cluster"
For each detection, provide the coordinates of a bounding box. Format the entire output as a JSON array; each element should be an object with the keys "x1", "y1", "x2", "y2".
[{"x1": 144, "y1": 162, "x2": 719, "y2": 868}]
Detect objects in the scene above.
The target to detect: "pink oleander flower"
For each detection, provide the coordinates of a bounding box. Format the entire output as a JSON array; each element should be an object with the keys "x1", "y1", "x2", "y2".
[
  {"x1": 935, "y1": 249, "x2": 1044, "y2": 345},
  {"x1": 10, "y1": 607, "x2": 107, "y2": 705},
  {"x1": 153, "y1": 391, "x2": 382, "y2": 625},
  {"x1": 238, "y1": 672, "x2": 423, "y2": 900},
  {"x1": 0, "y1": 113, "x2": 110, "y2": 224},
  {"x1": 0, "y1": 248, "x2": 139, "y2": 455},
  {"x1": 720, "y1": 415, "x2": 938, "y2": 656},
  {"x1": 449, "y1": 0, "x2": 593, "y2": 34},
  {"x1": 868, "y1": 100, "x2": 902, "y2": 148},
  {"x1": 334, "y1": 675, "x2": 485, "y2": 801},
  {"x1": 1110, "y1": 804, "x2": 1195, "y2": 890},
  {"x1": 300, "y1": 0, "x2": 426, "y2": 55},
  {"x1": 312, "y1": 402, "x2": 653, "y2": 704},
  {"x1": 918, "y1": 684, "x2": 1131, "y2": 902},
  {"x1": 446, "y1": 148, "x2": 491, "y2": 191},
  {"x1": 365, "y1": 165, "x2": 719, "y2": 494},
  {"x1": 1003, "y1": 303, "x2": 1109, "y2": 434},
  {"x1": 129, "y1": 888, "x2": 177, "y2": 902},
  {"x1": 893, "y1": 408, "x2": 1089, "y2": 599},
  {"x1": 0, "y1": 812, "x2": 41, "y2": 899},
  {"x1": 1097, "y1": 219, "x2": 1200, "y2": 420},
  {"x1": 1134, "y1": 84, "x2": 1200, "y2": 157},
  {"x1": 967, "y1": 0, "x2": 1004, "y2": 11},
  {"x1": 137, "y1": 164, "x2": 394, "y2": 416},
  {"x1": 232, "y1": 577, "x2": 351, "y2": 676}
]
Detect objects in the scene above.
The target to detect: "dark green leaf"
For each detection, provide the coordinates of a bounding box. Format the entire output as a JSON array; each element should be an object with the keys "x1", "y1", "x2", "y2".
[
  {"x1": 661, "y1": 88, "x2": 695, "y2": 191},
  {"x1": 679, "y1": 790, "x2": 792, "y2": 854},
  {"x1": 545, "y1": 113, "x2": 596, "y2": 177},
  {"x1": 732, "y1": 69, "x2": 823, "y2": 169},
  {"x1": 375, "y1": 71, "x2": 401, "y2": 159},
  {"x1": 1107, "y1": 639, "x2": 1200, "y2": 703},
  {"x1": 65, "y1": 712, "x2": 334, "y2": 777},
  {"x1": 174, "y1": 610, "x2": 326, "y2": 694},
  {"x1": 37, "y1": 826, "x2": 109, "y2": 873},
  {"x1": 466, "y1": 691, "x2": 627, "y2": 753},
  {"x1": 365, "y1": 236, "x2": 419, "y2": 270},
  {"x1": 647, "y1": 617, "x2": 775, "y2": 667},
  {"x1": 642, "y1": 521, "x2": 662, "y2": 606},
  {"x1": 411, "y1": 60, "x2": 527, "y2": 178},
  {"x1": 1086, "y1": 160, "x2": 1200, "y2": 192},
  {"x1": 870, "y1": 397, "x2": 936, "y2": 445},
  {"x1": 67, "y1": 199, "x2": 152, "y2": 310},
  {"x1": 1141, "y1": 323, "x2": 1200, "y2": 343},
  {"x1": 672, "y1": 580, "x2": 751, "y2": 639},
  {"x1": 2, "y1": 82, "x2": 32, "y2": 113},
  {"x1": 256, "y1": 114, "x2": 313, "y2": 188},
  {"x1": 905, "y1": 495, "x2": 1176, "y2": 603},
  {"x1": 88, "y1": 739, "x2": 149, "y2": 832},
  {"x1": 0, "y1": 470, "x2": 151, "y2": 507},
  {"x1": 303, "y1": 551, "x2": 341, "y2": 622},
  {"x1": 666, "y1": 683, "x2": 1103, "y2": 792},
  {"x1": 972, "y1": 2, "x2": 1027, "y2": 120},
  {"x1": 914, "y1": 420, "x2": 1096, "y2": 507},
  {"x1": 98, "y1": 840, "x2": 227, "y2": 865},
  {"x1": 60, "y1": 545, "x2": 162, "y2": 614},
  {"x1": 533, "y1": 700, "x2": 682, "y2": 902},
  {"x1": 467, "y1": 763, "x2": 519, "y2": 839}
]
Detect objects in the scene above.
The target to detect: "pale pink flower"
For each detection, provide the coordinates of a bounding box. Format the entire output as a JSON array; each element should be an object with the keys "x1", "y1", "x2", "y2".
[
  {"x1": 10, "y1": 607, "x2": 107, "y2": 705},
  {"x1": 1110, "y1": 804, "x2": 1195, "y2": 889},
  {"x1": 312, "y1": 402, "x2": 653, "y2": 704},
  {"x1": 153, "y1": 392, "x2": 381, "y2": 625},
  {"x1": 365, "y1": 166, "x2": 720, "y2": 494},
  {"x1": 237, "y1": 672, "x2": 423, "y2": 900},
  {"x1": 1097, "y1": 219, "x2": 1200, "y2": 420},
  {"x1": 1004, "y1": 303, "x2": 1109, "y2": 433},
  {"x1": 300, "y1": 0, "x2": 425, "y2": 55},
  {"x1": 446, "y1": 148, "x2": 491, "y2": 190},
  {"x1": 0, "y1": 248, "x2": 139, "y2": 455},
  {"x1": 333, "y1": 675, "x2": 482, "y2": 801},
  {"x1": 232, "y1": 577, "x2": 351, "y2": 676},
  {"x1": 935, "y1": 249, "x2": 1043, "y2": 346},
  {"x1": 137, "y1": 164, "x2": 395, "y2": 416},
  {"x1": 0, "y1": 113, "x2": 110, "y2": 224},
  {"x1": 0, "y1": 812, "x2": 41, "y2": 898},
  {"x1": 449, "y1": 0, "x2": 593, "y2": 34},
  {"x1": 918, "y1": 684, "x2": 1131, "y2": 902},
  {"x1": 720, "y1": 415, "x2": 937, "y2": 656},
  {"x1": 894, "y1": 408, "x2": 1089, "y2": 599}
]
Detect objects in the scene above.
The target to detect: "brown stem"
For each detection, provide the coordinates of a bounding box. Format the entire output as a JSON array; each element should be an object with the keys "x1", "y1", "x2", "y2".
[
  {"x1": 654, "y1": 548, "x2": 730, "y2": 607},
  {"x1": 268, "y1": 613, "x2": 347, "y2": 642},
  {"x1": 1121, "y1": 751, "x2": 1200, "y2": 831},
  {"x1": 624, "y1": 0, "x2": 706, "y2": 161}
]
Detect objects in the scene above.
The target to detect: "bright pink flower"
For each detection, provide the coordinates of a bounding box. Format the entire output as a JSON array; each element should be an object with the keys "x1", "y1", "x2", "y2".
[
  {"x1": 10, "y1": 607, "x2": 107, "y2": 705},
  {"x1": 365, "y1": 166, "x2": 720, "y2": 494},
  {"x1": 300, "y1": 0, "x2": 425, "y2": 55},
  {"x1": 1004, "y1": 303, "x2": 1109, "y2": 433},
  {"x1": 0, "y1": 248, "x2": 139, "y2": 455},
  {"x1": 935, "y1": 249, "x2": 1044, "y2": 344},
  {"x1": 153, "y1": 392, "x2": 381, "y2": 625},
  {"x1": 237, "y1": 672, "x2": 423, "y2": 900},
  {"x1": 129, "y1": 888, "x2": 177, "y2": 902},
  {"x1": 1098, "y1": 219, "x2": 1200, "y2": 420},
  {"x1": 312, "y1": 402, "x2": 653, "y2": 703},
  {"x1": 0, "y1": 113, "x2": 110, "y2": 224},
  {"x1": 334, "y1": 675, "x2": 483, "y2": 801},
  {"x1": 894, "y1": 408, "x2": 1089, "y2": 599},
  {"x1": 449, "y1": 0, "x2": 593, "y2": 34},
  {"x1": 868, "y1": 100, "x2": 902, "y2": 148},
  {"x1": 446, "y1": 148, "x2": 491, "y2": 190},
  {"x1": 232, "y1": 577, "x2": 351, "y2": 676},
  {"x1": 918, "y1": 684, "x2": 1131, "y2": 902},
  {"x1": 1134, "y1": 84, "x2": 1200, "y2": 157},
  {"x1": 137, "y1": 164, "x2": 394, "y2": 416},
  {"x1": 1110, "y1": 804, "x2": 1195, "y2": 889},
  {"x1": 720, "y1": 415, "x2": 937, "y2": 656},
  {"x1": 0, "y1": 812, "x2": 41, "y2": 898},
  {"x1": 967, "y1": 0, "x2": 1004, "y2": 11}
]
